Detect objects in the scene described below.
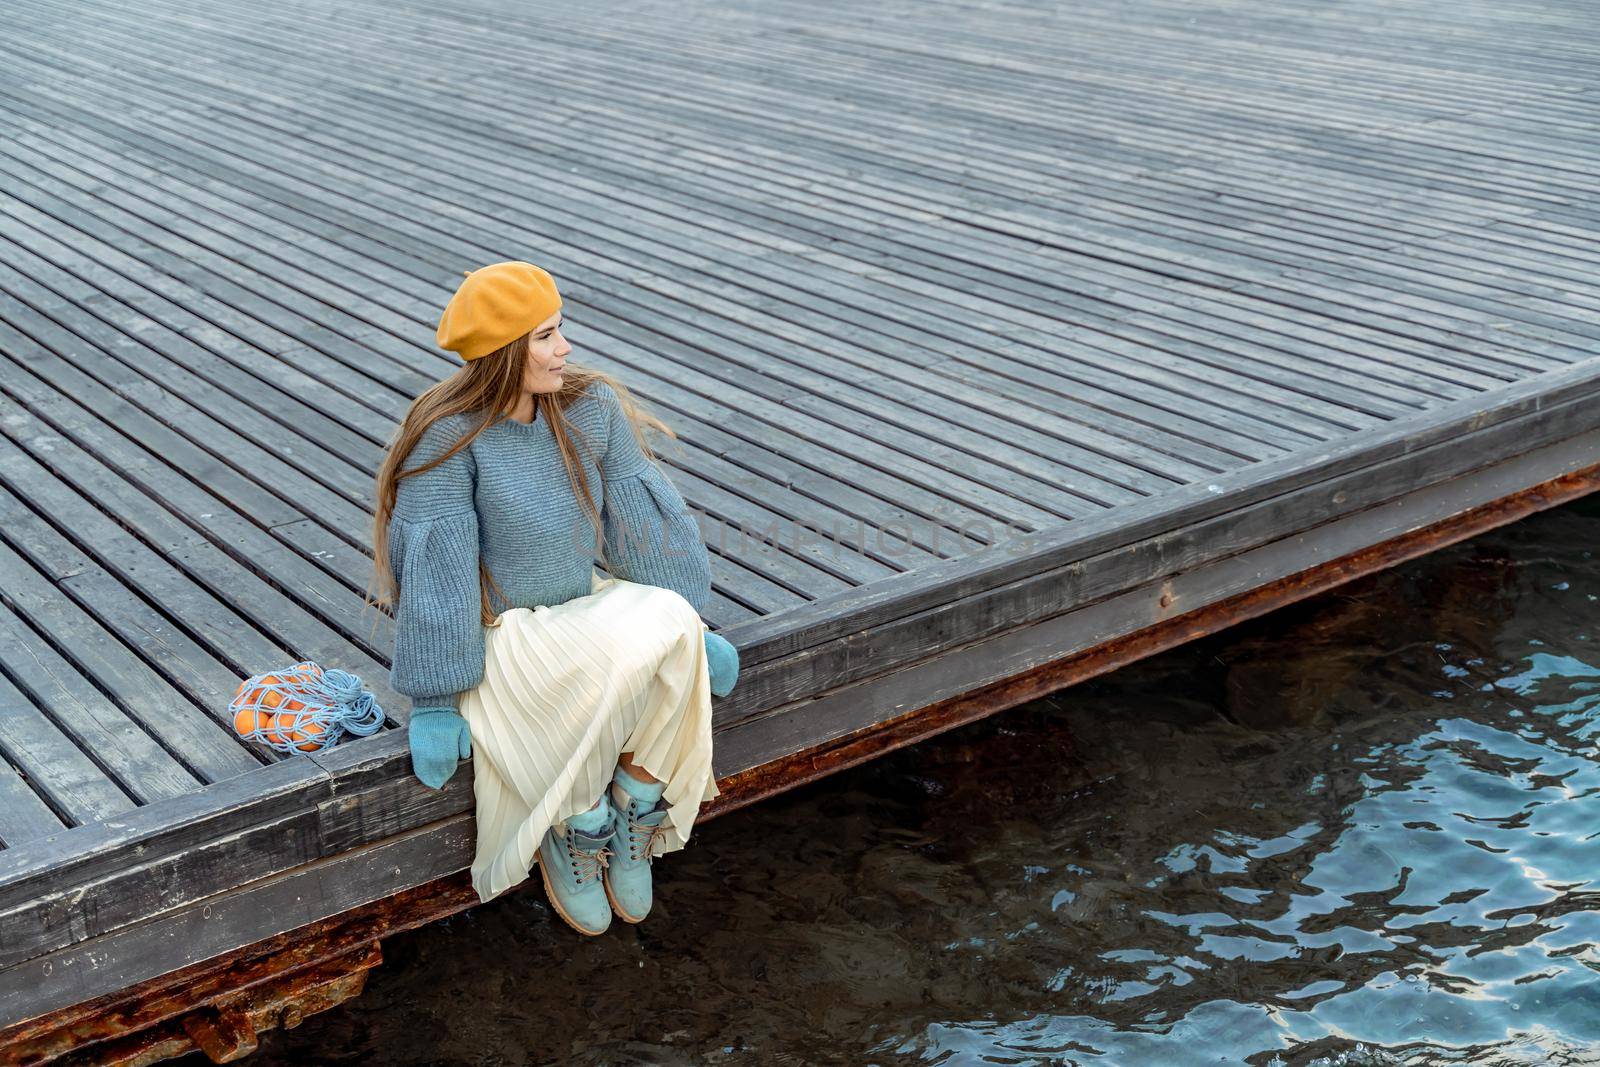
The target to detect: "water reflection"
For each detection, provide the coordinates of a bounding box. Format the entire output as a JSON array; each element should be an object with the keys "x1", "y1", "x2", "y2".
[{"x1": 223, "y1": 501, "x2": 1599, "y2": 1066}]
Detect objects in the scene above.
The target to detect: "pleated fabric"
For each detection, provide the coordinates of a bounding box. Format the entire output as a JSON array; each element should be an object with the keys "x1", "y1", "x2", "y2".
[{"x1": 457, "y1": 571, "x2": 721, "y2": 904}]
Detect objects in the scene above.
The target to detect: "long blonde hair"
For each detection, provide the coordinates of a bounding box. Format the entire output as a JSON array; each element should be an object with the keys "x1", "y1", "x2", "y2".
[{"x1": 365, "y1": 331, "x2": 675, "y2": 639}]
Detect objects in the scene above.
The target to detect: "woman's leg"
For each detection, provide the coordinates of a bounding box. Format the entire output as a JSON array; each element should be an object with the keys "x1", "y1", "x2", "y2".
[
  {"x1": 616, "y1": 751, "x2": 659, "y2": 784},
  {"x1": 567, "y1": 754, "x2": 654, "y2": 818},
  {"x1": 605, "y1": 750, "x2": 669, "y2": 924}
]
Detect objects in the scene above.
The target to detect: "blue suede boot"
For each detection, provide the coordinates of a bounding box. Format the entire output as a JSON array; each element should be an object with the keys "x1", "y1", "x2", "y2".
[
  {"x1": 603, "y1": 766, "x2": 671, "y2": 923},
  {"x1": 537, "y1": 794, "x2": 617, "y2": 936}
]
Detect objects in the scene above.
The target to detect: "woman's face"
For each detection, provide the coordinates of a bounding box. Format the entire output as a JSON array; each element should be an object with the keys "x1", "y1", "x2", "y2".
[{"x1": 522, "y1": 309, "x2": 571, "y2": 394}]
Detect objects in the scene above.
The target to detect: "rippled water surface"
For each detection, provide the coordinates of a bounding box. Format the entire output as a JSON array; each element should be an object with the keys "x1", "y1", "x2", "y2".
[{"x1": 219, "y1": 501, "x2": 1600, "y2": 1066}]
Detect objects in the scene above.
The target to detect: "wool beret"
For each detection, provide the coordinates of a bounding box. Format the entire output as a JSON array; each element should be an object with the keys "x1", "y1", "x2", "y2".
[{"x1": 436, "y1": 261, "x2": 563, "y2": 361}]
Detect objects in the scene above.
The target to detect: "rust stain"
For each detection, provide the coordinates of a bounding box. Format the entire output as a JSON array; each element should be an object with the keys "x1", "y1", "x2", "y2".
[{"x1": 0, "y1": 880, "x2": 475, "y2": 1066}]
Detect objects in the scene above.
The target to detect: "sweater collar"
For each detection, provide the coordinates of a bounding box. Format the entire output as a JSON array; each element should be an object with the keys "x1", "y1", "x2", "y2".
[{"x1": 493, "y1": 410, "x2": 548, "y2": 436}]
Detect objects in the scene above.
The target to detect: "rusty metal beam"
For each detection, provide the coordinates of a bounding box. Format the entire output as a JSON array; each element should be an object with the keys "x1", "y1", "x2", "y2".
[{"x1": 0, "y1": 877, "x2": 478, "y2": 1066}]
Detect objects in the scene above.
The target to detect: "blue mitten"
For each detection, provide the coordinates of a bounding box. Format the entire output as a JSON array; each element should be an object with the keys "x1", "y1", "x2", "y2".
[
  {"x1": 409, "y1": 706, "x2": 472, "y2": 790},
  {"x1": 704, "y1": 631, "x2": 740, "y2": 698}
]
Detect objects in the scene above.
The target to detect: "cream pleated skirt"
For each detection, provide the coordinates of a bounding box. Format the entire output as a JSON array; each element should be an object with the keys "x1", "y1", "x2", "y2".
[{"x1": 457, "y1": 571, "x2": 721, "y2": 904}]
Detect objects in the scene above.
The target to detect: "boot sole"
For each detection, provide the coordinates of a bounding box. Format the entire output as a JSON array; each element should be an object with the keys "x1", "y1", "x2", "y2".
[{"x1": 536, "y1": 854, "x2": 611, "y2": 936}]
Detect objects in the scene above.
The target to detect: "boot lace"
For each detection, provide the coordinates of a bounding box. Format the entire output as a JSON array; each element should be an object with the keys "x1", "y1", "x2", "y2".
[
  {"x1": 565, "y1": 828, "x2": 612, "y2": 884},
  {"x1": 625, "y1": 813, "x2": 668, "y2": 861}
]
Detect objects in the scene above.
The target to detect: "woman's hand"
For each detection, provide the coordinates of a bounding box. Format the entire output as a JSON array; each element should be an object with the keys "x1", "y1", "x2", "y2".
[
  {"x1": 409, "y1": 706, "x2": 473, "y2": 789},
  {"x1": 704, "y1": 631, "x2": 740, "y2": 698}
]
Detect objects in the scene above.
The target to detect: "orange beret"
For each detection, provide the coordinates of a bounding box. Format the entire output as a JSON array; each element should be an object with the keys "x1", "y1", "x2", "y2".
[{"x1": 436, "y1": 261, "x2": 563, "y2": 361}]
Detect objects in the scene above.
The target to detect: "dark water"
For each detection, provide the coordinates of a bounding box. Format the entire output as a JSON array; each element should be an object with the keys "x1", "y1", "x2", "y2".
[{"x1": 215, "y1": 500, "x2": 1600, "y2": 1066}]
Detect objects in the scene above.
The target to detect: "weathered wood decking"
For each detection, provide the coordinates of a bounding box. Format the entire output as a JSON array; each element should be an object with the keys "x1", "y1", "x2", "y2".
[{"x1": 2, "y1": 0, "x2": 1599, "y2": 1052}]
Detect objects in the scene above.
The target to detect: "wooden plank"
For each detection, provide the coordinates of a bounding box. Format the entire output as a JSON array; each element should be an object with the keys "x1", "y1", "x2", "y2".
[
  {"x1": 0, "y1": 30, "x2": 1497, "y2": 489},
  {"x1": 0, "y1": 383, "x2": 407, "y2": 718},
  {"x1": 0, "y1": 764, "x2": 461, "y2": 973},
  {"x1": 0, "y1": 678, "x2": 136, "y2": 834},
  {"x1": 720, "y1": 29, "x2": 1597, "y2": 238},
  {"x1": 701, "y1": 551, "x2": 812, "y2": 619},
  {"x1": 12, "y1": 0, "x2": 1587, "y2": 247},
  {"x1": 717, "y1": 387, "x2": 1600, "y2": 717},
  {"x1": 573, "y1": 373, "x2": 995, "y2": 559},
  {"x1": 0, "y1": 593, "x2": 201, "y2": 809},
  {"x1": 0, "y1": 753, "x2": 331, "y2": 926},
  {"x1": 553, "y1": 112, "x2": 1574, "y2": 377},
  {"x1": 502, "y1": 24, "x2": 1600, "y2": 356},
  {"x1": 606, "y1": 276, "x2": 1288, "y2": 467},
  {"x1": 579, "y1": 312, "x2": 1188, "y2": 503},
  {"x1": 0, "y1": 813, "x2": 472, "y2": 1031},
  {"x1": 0, "y1": 117, "x2": 449, "y2": 387},
  {"x1": 308, "y1": 91, "x2": 1561, "y2": 385},
  {"x1": 118, "y1": 90, "x2": 1395, "y2": 441},
  {"x1": 0, "y1": 123, "x2": 416, "y2": 367},
  {"x1": 713, "y1": 426, "x2": 1600, "y2": 776},
  {"x1": 0, "y1": 401, "x2": 279, "y2": 671},
  {"x1": 666, "y1": 465, "x2": 909, "y2": 580},
  {"x1": 0, "y1": 131, "x2": 439, "y2": 398},
  {"x1": 617, "y1": 162, "x2": 1524, "y2": 394},
  {"x1": 0, "y1": 526, "x2": 260, "y2": 786},
  {"x1": 558, "y1": 338, "x2": 1097, "y2": 530},
  {"x1": 0, "y1": 201, "x2": 386, "y2": 503},
  {"x1": 717, "y1": 357, "x2": 1600, "y2": 674},
  {"x1": 0, "y1": 20, "x2": 1427, "y2": 447},
  {"x1": 741, "y1": 29, "x2": 1589, "y2": 206},
  {"x1": 0, "y1": 86, "x2": 1036, "y2": 579},
  {"x1": 396, "y1": 23, "x2": 1587, "y2": 337},
  {"x1": 25, "y1": 25, "x2": 1561, "y2": 438},
  {"x1": 0, "y1": 80, "x2": 1254, "y2": 502},
  {"x1": 0, "y1": 155, "x2": 802, "y2": 622},
  {"x1": 0, "y1": 758, "x2": 64, "y2": 850}
]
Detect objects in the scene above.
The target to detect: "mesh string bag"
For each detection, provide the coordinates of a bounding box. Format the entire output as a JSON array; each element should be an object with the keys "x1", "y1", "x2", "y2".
[{"x1": 230, "y1": 661, "x2": 387, "y2": 753}]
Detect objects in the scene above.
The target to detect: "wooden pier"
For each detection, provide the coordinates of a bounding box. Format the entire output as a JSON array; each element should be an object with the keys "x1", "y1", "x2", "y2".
[{"x1": 2, "y1": 0, "x2": 1598, "y2": 1059}]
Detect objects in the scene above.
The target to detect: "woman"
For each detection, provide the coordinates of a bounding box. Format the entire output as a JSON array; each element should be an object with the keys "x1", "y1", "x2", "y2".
[{"x1": 367, "y1": 261, "x2": 740, "y2": 936}]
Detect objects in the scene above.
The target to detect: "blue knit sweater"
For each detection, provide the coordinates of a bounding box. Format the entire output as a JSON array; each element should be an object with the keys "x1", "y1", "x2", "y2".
[{"x1": 387, "y1": 380, "x2": 712, "y2": 711}]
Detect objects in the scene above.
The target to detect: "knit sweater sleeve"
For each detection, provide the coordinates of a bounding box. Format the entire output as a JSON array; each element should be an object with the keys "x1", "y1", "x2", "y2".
[
  {"x1": 387, "y1": 417, "x2": 485, "y2": 712},
  {"x1": 595, "y1": 384, "x2": 713, "y2": 615}
]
